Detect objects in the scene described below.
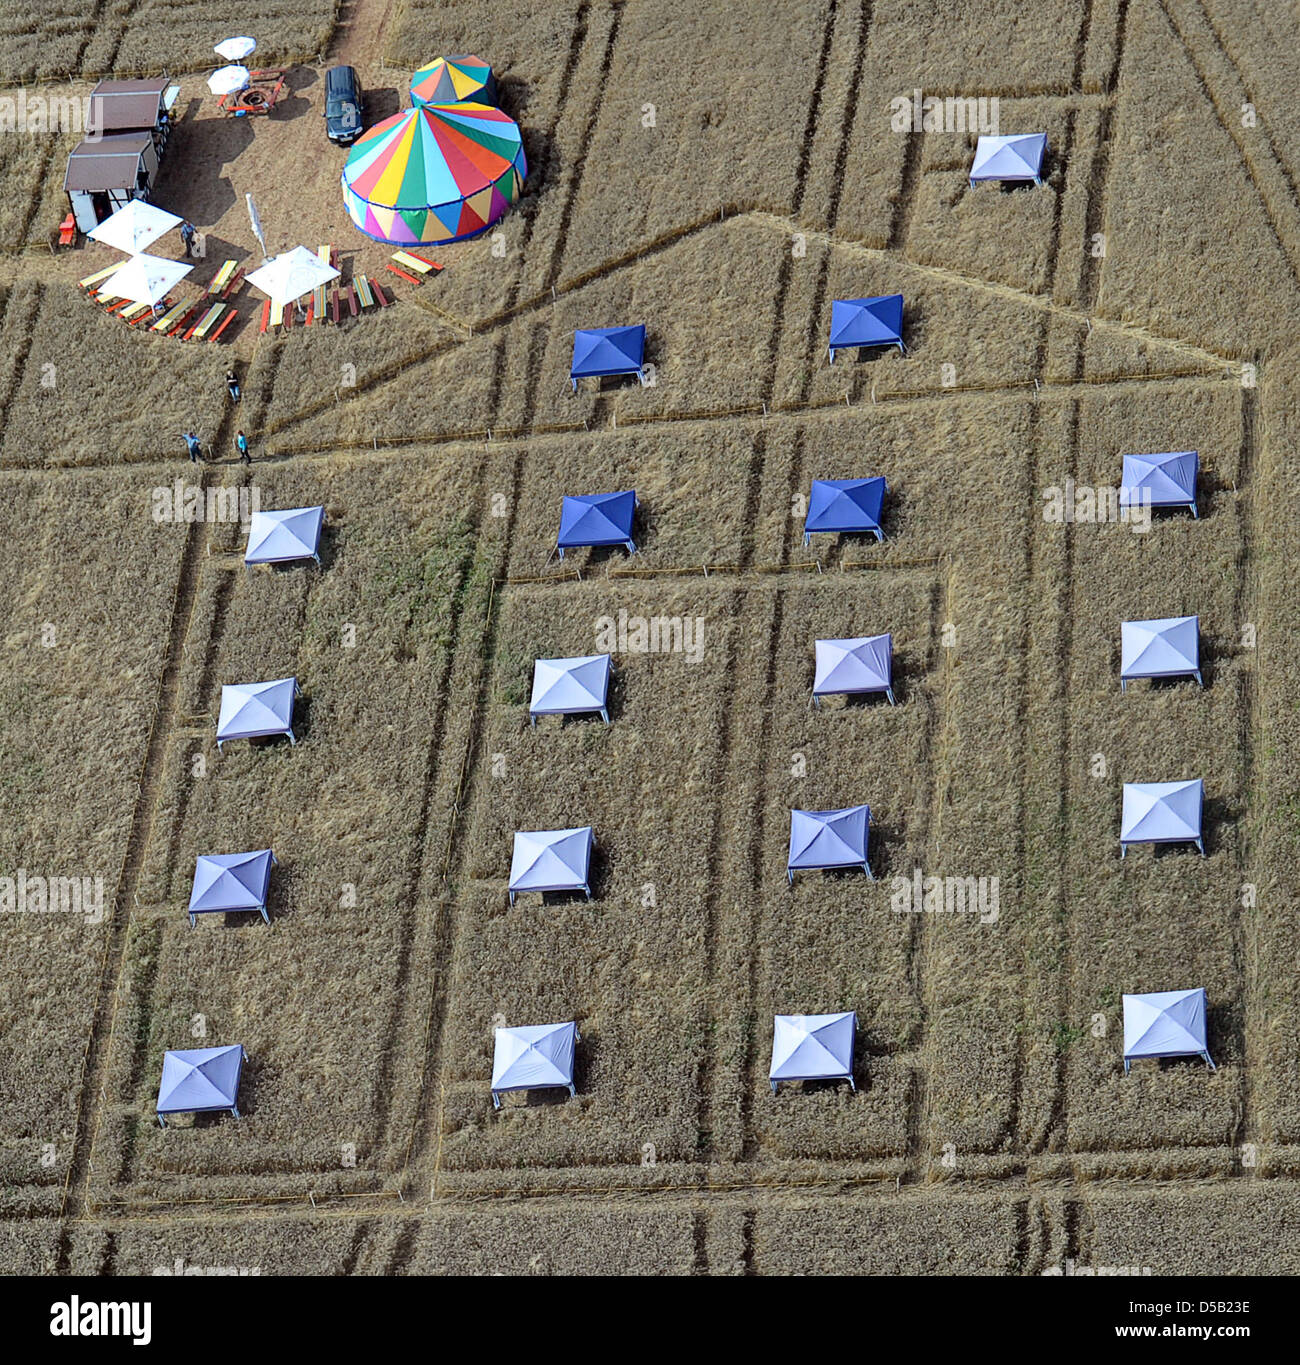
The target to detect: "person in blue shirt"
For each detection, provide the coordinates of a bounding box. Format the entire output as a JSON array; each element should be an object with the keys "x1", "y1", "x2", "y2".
[
  {"x1": 182, "y1": 431, "x2": 201, "y2": 463},
  {"x1": 235, "y1": 430, "x2": 250, "y2": 465}
]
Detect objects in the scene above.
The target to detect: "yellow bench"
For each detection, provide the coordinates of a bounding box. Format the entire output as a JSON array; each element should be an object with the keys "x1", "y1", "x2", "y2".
[
  {"x1": 391, "y1": 250, "x2": 434, "y2": 275},
  {"x1": 208, "y1": 260, "x2": 237, "y2": 295},
  {"x1": 151, "y1": 298, "x2": 191, "y2": 332},
  {"x1": 79, "y1": 264, "x2": 120, "y2": 289},
  {"x1": 190, "y1": 303, "x2": 226, "y2": 340}
]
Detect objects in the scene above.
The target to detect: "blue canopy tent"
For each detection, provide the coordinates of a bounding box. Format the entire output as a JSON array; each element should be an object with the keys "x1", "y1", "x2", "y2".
[
  {"x1": 969, "y1": 133, "x2": 1048, "y2": 187},
  {"x1": 491, "y1": 1021, "x2": 579, "y2": 1108},
  {"x1": 188, "y1": 849, "x2": 276, "y2": 927},
  {"x1": 216, "y1": 677, "x2": 301, "y2": 752},
  {"x1": 788, "y1": 805, "x2": 873, "y2": 882},
  {"x1": 530, "y1": 654, "x2": 612, "y2": 725},
  {"x1": 1120, "y1": 779, "x2": 1205, "y2": 856},
  {"x1": 803, "y1": 477, "x2": 887, "y2": 546},
  {"x1": 156, "y1": 1044, "x2": 246, "y2": 1126},
  {"x1": 244, "y1": 507, "x2": 325, "y2": 567},
  {"x1": 1121, "y1": 616, "x2": 1202, "y2": 691},
  {"x1": 769, "y1": 1012, "x2": 857, "y2": 1093},
  {"x1": 557, "y1": 490, "x2": 638, "y2": 559},
  {"x1": 1119, "y1": 450, "x2": 1199, "y2": 519},
  {"x1": 508, "y1": 826, "x2": 594, "y2": 904},
  {"x1": 570, "y1": 325, "x2": 647, "y2": 390},
  {"x1": 1123, "y1": 989, "x2": 1214, "y2": 1072},
  {"x1": 812, "y1": 633, "x2": 895, "y2": 706},
  {"x1": 828, "y1": 294, "x2": 904, "y2": 362}
]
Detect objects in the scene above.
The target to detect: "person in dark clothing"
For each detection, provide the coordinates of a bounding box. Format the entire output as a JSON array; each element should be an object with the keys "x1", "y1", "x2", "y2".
[
  {"x1": 225, "y1": 368, "x2": 240, "y2": 401},
  {"x1": 183, "y1": 431, "x2": 201, "y2": 463},
  {"x1": 235, "y1": 430, "x2": 250, "y2": 465}
]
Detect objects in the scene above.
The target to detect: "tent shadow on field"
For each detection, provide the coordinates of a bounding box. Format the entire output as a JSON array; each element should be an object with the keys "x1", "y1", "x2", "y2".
[
  {"x1": 243, "y1": 692, "x2": 311, "y2": 750},
  {"x1": 153, "y1": 112, "x2": 254, "y2": 224},
  {"x1": 269, "y1": 65, "x2": 318, "y2": 123}
]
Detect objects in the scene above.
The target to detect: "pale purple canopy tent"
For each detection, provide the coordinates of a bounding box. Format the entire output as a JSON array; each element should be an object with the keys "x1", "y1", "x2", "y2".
[
  {"x1": 216, "y1": 677, "x2": 301, "y2": 751},
  {"x1": 508, "y1": 826, "x2": 594, "y2": 904},
  {"x1": 812, "y1": 634, "x2": 895, "y2": 706},
  {"x1": 187, "y1": 849, "x2": 276, "y2": 927},
  {"x1": 1120, "y1": 616, "x2": 1202, "y2": 690},
  {"x1": 769, "y1": 1012, "x2": 857, "y2": 1092},
  {"x1": 1123, "y1": 989, "x2": 1214, "y2": 1072},
  {"x1": 788, "y1": 806, "x2": 873, "y2": 881},
  {"x1": 491, "y1": 1021, "x2": 579, "y2": 1107},
  {"x1": 1120, "y1": 780, "x2": 1204, "y2": 856},
  {"x1": 156, "y1": 1045, "x2": 246, "y2": 1126}
]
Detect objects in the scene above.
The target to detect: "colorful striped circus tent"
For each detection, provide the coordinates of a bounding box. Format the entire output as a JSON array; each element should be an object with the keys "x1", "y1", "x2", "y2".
[
  {"x1": 341, "y1": 103, "x2": 526, "y2": 245},
  {"x1": 411, "y1": 54, "x2": 496, "y2": 107}
]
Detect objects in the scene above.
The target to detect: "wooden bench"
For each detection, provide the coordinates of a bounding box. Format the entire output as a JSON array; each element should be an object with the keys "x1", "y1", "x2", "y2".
[
  {"x1": 317, "y1": 243, "x2": 338, "y2": 270},
  {"x1": 330, "y1": 286, "x2": 341, "y2": 325},
  {"x1": 210, "y1": 310, "x2": 238, "y2": 343},
  {"x1": 79, "y1": 265, "x2": 119, "y2": 290},
  {"x1": 259, "y1": 298, "x2": 272, "y2": 334},
  {"x1": 311, "y1": 284, "x2": 327, "y2": 323},
  {"x1": 354, "y1": 274, "x2": 374, "y2": 310},
  {"x1": 371, "y1": 278, "x2": 388, "y2": 307},
  {"x1": 119, "y1": 300, "x2": 151, "y2": 321},
  {"x1": 270, "y1": 298, "x2": 284, "y2": 330},
  {"x1": 343, "y1": 283, "x2": 358, "y2": 317},
  {"x1": 392, "y1": 249, "x2": 441, "y2": 275},
  {"x1": 151, "y1": 298, "x2": 191, "y2": 333},
  {"x1": 220, "y1": 267, "x2": 245, "y2": 300},
  {"x1": 166, "y1": 301, "x2": 204, "y2": 336},
  {"x1": 385, "y1": 262, "x2": 421, "y2": 286},
  {"x1": 188, "y1": 303, "x2": 226, "y2": 340}
]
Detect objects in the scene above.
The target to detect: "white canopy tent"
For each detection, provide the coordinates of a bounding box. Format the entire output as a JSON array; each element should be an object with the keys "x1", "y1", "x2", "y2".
[
  {"x1": 508, "y1": 826, "x2": 593, "y2": 905},
  {"x1": 187, "y1": 849, "x2": 276, "y2": 927},
  {"x1": 1120, "y1": 615, "x2": 1202, "y2": 690},
  {"x1": 1123, "y1": 989, "x2": 1214, "y2": 1072},
  {"x1": 245, "y1": 246, "x2": 340, "y2": 306},
  {"x1": 216, "y1": 677, "x2": 301, "y2": 751},
  {"x1": 529, "y1": 654, "x2": 612, "y2": 725},
  {"x1": 104, "y1": 251, "x2": 192, "y2": 304},
  {"x1": 490, "y1": 1021, "x2": 579, "y2": 1108},
  {"x1": 769, "y1": 1012, "x2": 857, "y2": 1093},
  {"x1": 88, "y1": 198, "x2": 181, "y2": 254},
  {"x1": 1120, "y1": 779, "x2": 1204, "y2": 856},
  {"x1": 244, "y1": 507, "x2": 325, "y2": 566},
  {"x1": 812, "y1": 634, "x2": 895, "y2": 706}
]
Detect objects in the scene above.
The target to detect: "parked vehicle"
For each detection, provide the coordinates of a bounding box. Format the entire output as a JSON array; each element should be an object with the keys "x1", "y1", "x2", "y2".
[{"x1": 324, "y1": 66, "x2": 364, "y2": 146}]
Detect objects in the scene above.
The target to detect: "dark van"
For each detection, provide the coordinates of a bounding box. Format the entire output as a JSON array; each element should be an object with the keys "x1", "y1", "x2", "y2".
[{"x1": 324, "y1": 66, "x2": 364, "y2": 146}]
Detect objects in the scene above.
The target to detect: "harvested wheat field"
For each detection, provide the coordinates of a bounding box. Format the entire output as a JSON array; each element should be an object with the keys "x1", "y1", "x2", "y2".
[{"x1": 3, "y1": 0, "x2": 1300, "y2": 1305}]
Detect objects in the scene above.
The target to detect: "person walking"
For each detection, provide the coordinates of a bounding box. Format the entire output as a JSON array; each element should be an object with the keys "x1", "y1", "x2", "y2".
[
  {"x1": 180, "y1": 220, "x2": 197, "y2": 258},
  {"x1": 225, "y1": 368, "x2": 240, "y2": 402},
  {"x1": 235, "y1": 430, "x2": 250, "y2": 465},
  {"x1": 182, "y1": 431, "x2": 202, "y2": 463}
]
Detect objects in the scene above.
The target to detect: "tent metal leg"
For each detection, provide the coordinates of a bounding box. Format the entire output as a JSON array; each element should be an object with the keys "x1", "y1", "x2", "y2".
[
  {"x1": 492, "y1": 1091, "x2": 501, "y2": 1109},
  {"x1": 600, "y1": 709, "x2": 609, "y2": 724},
  {"x1": 188, "y1": 914, "x2": 195, "y2": 928},
  {"x1": 286, "y1": 729, "x2": 296, "y2": 745},
  {"x1": 1205, "y1": 1052, "x2": 1216, "y2": 1070},
  {"x1": 567, "y1": 1084, "x2": 576, "y2": 1098},
  {"x1": 508, "y1": 891, "x2": 515, "y2": 906},
  {"x1": 231, "y1": 1106, "x2": 240, "y2": 1118},
  {"x1": 260, "y1": 906, "x2": 269, "y2": 924},
  {"x1": 886, "y1": 688, "x2": 896, "y2": 705},
  {"x1": 771, "y1": 1081, "x2": 779, "y2": 1094},
  {"x1": 158, "y1": 1114, "x2": 166, "y2": 1127},
  {"x1": 1196, "y1": 838, "x2": 1205, "y2": 856},
  {"x1": 1190, "y1": 503, "x2": 1199, "y2": 519},
  {"x1": 1195, "y1": 670, "x2": 1204, "y2": 687},
  {"x1": 1121, "y1": 679, "x2": 1127, "y2": 693}
]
